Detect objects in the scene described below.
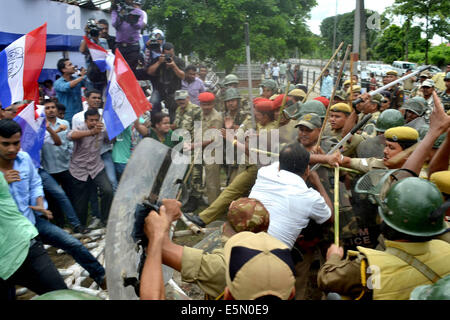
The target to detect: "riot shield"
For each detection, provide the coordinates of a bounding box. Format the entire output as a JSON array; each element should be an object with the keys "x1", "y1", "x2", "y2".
[{"x1": 105, "y1": 138, "x2": 189, "y2": 300}]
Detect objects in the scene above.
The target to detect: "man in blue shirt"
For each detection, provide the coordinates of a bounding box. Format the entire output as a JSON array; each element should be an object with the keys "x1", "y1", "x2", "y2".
[
  {"x1": 320, "y1": 69, "x2": 333, "y2": 99},
  {"x1": 54, "y1": 59, "x2": 87, "y2": 125},
  {"x1": 40, "y1": 99, "x2": 88, "y2": 234},
  {"x1": 0, "y1": 119, "x2": 106, "y2": 288}
]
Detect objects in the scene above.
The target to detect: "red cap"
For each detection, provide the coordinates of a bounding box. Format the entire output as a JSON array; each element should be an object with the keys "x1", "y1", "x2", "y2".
[
  {"x1": 198, "y1": 92, "x2": 216, "y2": 102},
  {"x1": 254, "y1": 98, "x2": 275, "y2": 112},
  {"x1": 272, "y1": 94, "x2": 291, "y2": 110},
  {"x1": 314, "y1": 96, "x2": 330, "y2": 108}
]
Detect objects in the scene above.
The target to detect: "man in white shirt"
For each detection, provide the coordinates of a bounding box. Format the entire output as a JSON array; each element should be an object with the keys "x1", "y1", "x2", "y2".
[
  {"x1": 249, "y1": 142, "x2": 332, "y2": 249},
  {"x1": 271, "y1": 63, "x2": 280, "y2": 85}
]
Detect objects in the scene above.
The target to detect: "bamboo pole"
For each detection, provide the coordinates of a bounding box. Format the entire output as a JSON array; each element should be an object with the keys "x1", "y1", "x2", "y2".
[
  {"x1": 173, "y1": 227, "x2": 220, "y2": 238},
  {"x1": 315, "y1": 44, "x2": 352, "y2": 149},
  {"x1": 334, "y1": 166, "x2": 340, "y2": 245},
  {"x1": 302, "y1": 42, "x2": 344, "y2": 103}
]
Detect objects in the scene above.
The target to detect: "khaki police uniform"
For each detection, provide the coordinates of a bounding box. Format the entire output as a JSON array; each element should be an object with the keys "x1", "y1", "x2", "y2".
[
  {"x1": 174, "y1": 101, "x2": 203, "y2": 200},
  {"x1": 318, "y1": 240, "x2": 450, "y2": 300},
  {"x1": 201, "y1": 108, "x2": 223, "y2": 204},
  {"x1": 198, "y1": 119, "x2": 278, "y2": 225}
]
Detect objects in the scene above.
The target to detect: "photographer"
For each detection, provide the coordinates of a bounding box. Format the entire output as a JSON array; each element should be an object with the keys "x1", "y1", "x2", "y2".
[
  {"x1": 144, "y1": 30, "x2": 165, "y2": 65},
  {"x1": 111, "y1": 0, "x2": 146, "y2": 73},
  {"x1": 79, "y1": 18, "x2": 109, "y2": 92},
  {"x1": 98, "y1": 19, "x2": 116, "y2": 52},
  {"x1": 146, "y1": 42, "x2": 185, "y2": 121}
]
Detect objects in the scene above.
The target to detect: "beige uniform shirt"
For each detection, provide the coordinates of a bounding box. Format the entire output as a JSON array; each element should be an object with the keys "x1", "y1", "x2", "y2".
[
  {"x1": 349, "y1": 157, "x2": 387, "y2": 174},
  {"x1": 180, "y1": 246, "x2": 226, "y2": 299}
]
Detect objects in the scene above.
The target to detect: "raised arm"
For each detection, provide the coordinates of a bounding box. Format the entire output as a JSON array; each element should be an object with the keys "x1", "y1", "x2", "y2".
[{"x1": 402, "y1": 91, "x2": 450, "y2": 176}]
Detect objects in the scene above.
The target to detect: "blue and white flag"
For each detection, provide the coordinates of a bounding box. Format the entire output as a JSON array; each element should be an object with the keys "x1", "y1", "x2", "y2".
[
  {"x1": 103, "y1": 49, "x2": 152, "y2": 140},
  {"x1": 83, "y1": 36, "x2": 114, "y2": 72},
  {"x1": 13, "y1": 102, "x2": 46, "y2": 168},
  {"x1": 0, "y1": 24, "x2": 47, "y2": 108}
]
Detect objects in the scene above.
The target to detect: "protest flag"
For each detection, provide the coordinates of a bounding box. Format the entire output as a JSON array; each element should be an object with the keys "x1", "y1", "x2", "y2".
[{"x1": 0, "y1": 23, "x2": 47, "y2": 108}]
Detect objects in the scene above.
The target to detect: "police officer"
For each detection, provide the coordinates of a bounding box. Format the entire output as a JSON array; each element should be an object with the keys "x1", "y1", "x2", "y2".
[
  {"x1": 141, "y1": 197, "x2": 270, "y2": 300},
  {"x1": 359, "y1": 93, "x2": 383, "y2": 138},
  {"x1": 338, "y1": 126, "x2": 419, "y2": 173},
  {"x1": 342, "y1": 79, "x2": 355, "y2": 93},
  {"x1": 216, "y1": 74, "x2": 239, "y2": 112},
  {"x1": 318, "y1": 177, "x2": 450, "y2": 300},
  {"x1": 384, "y1": 70, "x2": 404, "y2": 109},
  {"x1": 356, "y1": 109, "x2": 405, "y2": 158},
  {"x1": 333, "y1": 90, "x2": 347, "y2": 105},
  {"x1": 346, "y1": 85, "x2": 362, "y2": 103},
  {"x1": 222, "y1": 88, "x2": 250, "y2": 184},
  {"x1": 410, "y1": 70, "x2": 432, "y2": 98},
  {"x1": 185, "y1": 98, "x2": 280, "y2": 227},
  {"x1": 439, "y1": 72, "x2": 450, "y2": 113},
  {"x1": 173, "y1": 90, "x2": 203, "y2": 212},
  {"x1": 172, "y1": 90, "x2": 202, "y2": 135},
  {"x1": 401, "y1": 97, "x2": 427, "y2": 130},
  {"x1": 321, "y1": 103, "x2": 364, "y2": 157},
  {"x1": 421, "y1": 79, "x2": 437, "y2": 124},
  {"x1": 288, "y1": 89, "x2": 307, "y2": 103},
  {"x1": 260, "y1": 79, "x2": 278, "y2": 99},
  {"x1": 198, "y1": 92, "x2": 223, "y2": 206}
]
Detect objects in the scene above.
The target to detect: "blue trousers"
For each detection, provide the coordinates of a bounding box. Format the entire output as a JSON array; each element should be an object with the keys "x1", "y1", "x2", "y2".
[
  {"x1": 101, "y1": 150, "x2": 118, "y2": 192},
  {"x1": 35, "y1": 216, "x2": 105, "y2": 285},
  {"x1": 39, "y1": 169, "x2": 81, "y2": 229}
]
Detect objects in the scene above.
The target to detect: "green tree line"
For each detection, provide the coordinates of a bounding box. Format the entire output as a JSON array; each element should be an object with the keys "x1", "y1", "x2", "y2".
[{"x1": 142, "y1": 0, "x2": 449, "y2": 71}]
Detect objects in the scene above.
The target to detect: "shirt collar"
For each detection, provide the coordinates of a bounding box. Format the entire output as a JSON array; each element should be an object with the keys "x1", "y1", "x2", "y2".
[
  {"x1": 14, "y1": 151, "x2": 26, "y2": 164},
  {"x1": 269, "y1": 162, "x2": 307, "y2": 188}
]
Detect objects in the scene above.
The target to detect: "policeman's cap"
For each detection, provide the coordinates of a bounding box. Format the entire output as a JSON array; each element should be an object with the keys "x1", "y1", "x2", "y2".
[
  {"x1": 175, "y1": 90, "x2": 189, "y2": 100},
  {"x1": 384, "y1": 126, "x2": 419, "y2": 142}
]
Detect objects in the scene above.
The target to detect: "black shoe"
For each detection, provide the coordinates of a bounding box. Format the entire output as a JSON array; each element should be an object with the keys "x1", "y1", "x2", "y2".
[
  {"x1": 99, "y1": 277, "x2": 107, "y2": 291},
  {"x1": 74, "y1": 226, "x2": 90, "y2": 234},
  {"x1": 183, "y1": 212, "x2": 206, "y2": 228}
]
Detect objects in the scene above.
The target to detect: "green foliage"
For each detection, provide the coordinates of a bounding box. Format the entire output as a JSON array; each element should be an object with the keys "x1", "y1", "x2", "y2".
[
  {"x1": 389, "y1": 0, "x2": 450, "y2": 63},
  {"x1": 373, "y1": 25, "x2": 405, "y2": 63},
  {"x1": 408, "y1": 44, "x2": 450, "y2": 67},
  {"x1": 319, "y1": 9, "x2": 386, "y2": 59},
  {"x1": 390, "y1": 0, "x2": 450, "y2": 41},
  {"x1": 144, "y1": 0, "x2": 317, "y2": 72}
]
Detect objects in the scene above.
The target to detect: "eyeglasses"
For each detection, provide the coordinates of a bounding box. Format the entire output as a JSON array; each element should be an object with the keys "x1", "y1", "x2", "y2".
[{"x1": 381, "y1": 99, "x2": 388, "y2": 103}]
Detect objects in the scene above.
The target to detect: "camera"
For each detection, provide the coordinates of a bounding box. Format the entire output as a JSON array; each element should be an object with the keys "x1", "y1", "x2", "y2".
[
  {"x1": 114, "y1": 0, "x2": 140, "y2": 24},
  {"x1": 147, "y1": 38, "x2": 161, "y2": 51},
  {"x1": 164, "y1": 54, "x2": 172, "y2": 63},
  {"x1": 86, "y1": 19, "x2": 100, "y2": 38}
]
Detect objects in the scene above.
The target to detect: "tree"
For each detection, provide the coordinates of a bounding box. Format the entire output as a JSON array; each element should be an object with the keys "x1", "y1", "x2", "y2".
[
  {"x1": 372, "y1": 23, "x2": 429, "y2": 63},
  {"x1": 389, "y1": 0, "x2": 450, "y2": 64},
  {"x1": 320, "y1": 9, "x2": 383, "y2": 60},
  {"x1": 143, "y1": 0, "x2": 317, "y2": 73},
  {"x1": 373, "y1": 25, "x2": 405, "y2": 63},
  {"x1": 408, "y1": 44, "x2": 450, "y2": 67}
]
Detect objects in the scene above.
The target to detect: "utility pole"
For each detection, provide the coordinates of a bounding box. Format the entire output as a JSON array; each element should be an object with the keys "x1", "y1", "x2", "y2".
[
  {"x1": 359, "y1": 0, "x2": 367, "y2": 61},
  {"x1": 353, "y1": 0, "x2": 360, "y2": 55},
  {"x1": 352, "y1": 0, "x2": 361, "y2": 79}
]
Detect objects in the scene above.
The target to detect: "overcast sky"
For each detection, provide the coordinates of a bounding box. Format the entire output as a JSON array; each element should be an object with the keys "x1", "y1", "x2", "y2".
[{"x1": 307, "y1": 0, "x2": 444, "y2": 45}]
